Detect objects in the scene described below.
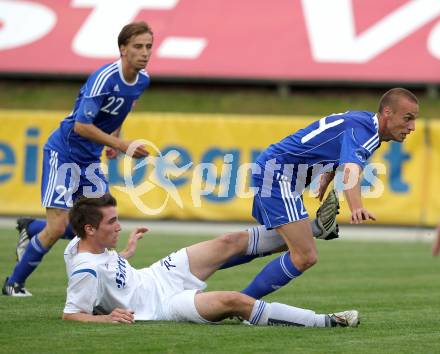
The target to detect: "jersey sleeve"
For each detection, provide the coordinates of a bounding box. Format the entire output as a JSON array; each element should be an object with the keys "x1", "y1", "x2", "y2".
[
  {"x1": 63, "y1": 267, "x2": 98, "y2": 314},
  {"x1": 339, "y1": 128, "x2": 378, "y2": 169},
  {"x1": 75, "y1": 95, "x2": 106, "y2": 124},
  {"x1": 75, "y1": 72, "x2": 112, "y2": 124}
]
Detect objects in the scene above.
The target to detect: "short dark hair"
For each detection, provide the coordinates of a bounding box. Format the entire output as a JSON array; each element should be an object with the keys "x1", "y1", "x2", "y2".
[
  {"x1": 378, "y1": 88, "x2": 418, "y2": 113},
  {"x1": 118, "y1": 21, "x2": 153, "y2": 48},
  {"x1": 69, "y1": 194, "x2": 117, "y2": 239}
]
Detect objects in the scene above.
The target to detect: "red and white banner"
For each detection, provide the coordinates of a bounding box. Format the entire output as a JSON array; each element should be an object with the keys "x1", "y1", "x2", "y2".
[{"x1": 1, "y1": 0, "x2": 439, "y2": 82}]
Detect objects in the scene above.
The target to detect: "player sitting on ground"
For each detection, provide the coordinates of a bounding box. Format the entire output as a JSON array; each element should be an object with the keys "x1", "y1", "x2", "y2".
[
  {"x1": 11, "y1": 187, "x2": 340, "y2": 297},
  {"x1": 63, "y1": 193, "x2": 358, "y2": 327}
]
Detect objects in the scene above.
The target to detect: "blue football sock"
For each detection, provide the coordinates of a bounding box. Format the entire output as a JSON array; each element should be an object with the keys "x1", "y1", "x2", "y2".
[
  {"x1": 241, "y1": 251, "x2": 302, "y2": 299},
  {"x1": 27, "y1": 219, "x2": 46, "y2": 238},
  {"x1": 28, "y1": 220, "x2": 75, "y2": 240},
  {"x1": 220, "y1": 255, "x2": 259, "y2": 269},
  {"x1": 8, "y1": 234, "x2": 50, "y2": 285},
  {"x1": 220, "y1": 252, "x2": 271, "y2": 270}
]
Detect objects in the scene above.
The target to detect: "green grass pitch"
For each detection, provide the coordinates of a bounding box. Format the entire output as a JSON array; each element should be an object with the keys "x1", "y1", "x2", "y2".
[{"x1": 0, "y1": 227, "x2": 439, "y2": 354}]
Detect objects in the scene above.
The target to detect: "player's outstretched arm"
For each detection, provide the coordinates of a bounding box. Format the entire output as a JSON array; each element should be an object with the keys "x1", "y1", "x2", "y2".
[
  {"x1": 342, "y1": 163, "x2": 376, "y2": 224},
  {"x1": 105, "y1": 127, "x2": 122, "y2": 159},
  {"x1": 119, "y1": 227, "x2": 149, "y2": 259},
  {"x1": 74, "y1": 122, "x2": 148, "y2": 158},
  {"x1": 63, "y1": 308, "x2": 135, "y2": 324}
]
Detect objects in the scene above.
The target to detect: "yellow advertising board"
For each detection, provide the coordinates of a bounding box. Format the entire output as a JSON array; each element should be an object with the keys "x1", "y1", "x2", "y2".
[
  {"x1": 425, "y1": 119, "x2": 440, "y2": 226},
  {"x1": 0, "y1": 110, "x2": 436, "y2": 226}
]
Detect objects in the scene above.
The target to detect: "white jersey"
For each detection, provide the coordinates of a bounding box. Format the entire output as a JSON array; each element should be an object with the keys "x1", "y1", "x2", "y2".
[{"x1": 63, "y1": 237, "x2": 207, "y2": 322}]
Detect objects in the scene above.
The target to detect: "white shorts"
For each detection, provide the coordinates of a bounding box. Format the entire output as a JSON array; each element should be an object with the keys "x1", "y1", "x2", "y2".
[{"x1": 148, "y1": 248, "x2": 211, "y2": 324}]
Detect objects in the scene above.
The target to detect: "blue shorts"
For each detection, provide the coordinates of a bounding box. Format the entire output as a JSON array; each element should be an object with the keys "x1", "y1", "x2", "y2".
[
  {"x1": 41, "y1": 148, "x2": 109, "y2": 209},
  {"x1": 252, "y1": 172, "x2": 309, "y2": 229}
]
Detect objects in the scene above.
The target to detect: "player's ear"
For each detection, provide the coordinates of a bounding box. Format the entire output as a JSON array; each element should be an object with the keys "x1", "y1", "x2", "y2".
[
  {"x1": 383, "y1": 105, "x2": 393, "y2": 117},
  {"x1": 119, "y1": 45, "x2": 127, "y2": 57},
  {"x1": 84, "y1": 224, "x2": 95, "y2": 236}
]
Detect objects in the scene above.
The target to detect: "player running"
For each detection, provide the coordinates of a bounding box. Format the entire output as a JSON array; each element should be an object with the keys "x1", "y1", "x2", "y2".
[
  {"x1": 3, "y1": 21, "x2": 153, "y2": 296},
  {"x1": 239, "y1": 88, "x2": 419, "y2": 299}
]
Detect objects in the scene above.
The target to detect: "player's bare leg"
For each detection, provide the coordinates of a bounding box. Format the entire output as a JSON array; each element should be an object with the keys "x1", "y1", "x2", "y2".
[
  {"x1": 38, "y1": 208, "x2": 69, "y2": 248},
  {"x1": 277, "y1": 219, "x2": 317, "y2": 272},
  {"x1": 193, "y1": 291, "x2": 359, "y2": 327},
  {"x1": 241, "y1": 219, "x2": 316, "y2": 299},
  {"x1": 186, "y1": 231, "x2": 249, "y2": 281},
  {"x1": 220, "y1": 190, "x2": 340, "y2": 270}
]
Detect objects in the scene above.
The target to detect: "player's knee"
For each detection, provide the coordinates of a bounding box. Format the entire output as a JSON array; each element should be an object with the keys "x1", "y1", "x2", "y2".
[
  {"x1": 219, "y1": 291, "x2": 249, "y2": 312},
  {"x1": 44, "y1": 221, "x2": 68, "y2": 245},
  {"x1": 216, "y1": 231, "x2": 247, "y2": 254},
  {"x1": 292, "y1": 251, "x2": 318, "y2": 271},
  {"x1": 305, "y1": 253, "x2": 318, "y2": 269}
]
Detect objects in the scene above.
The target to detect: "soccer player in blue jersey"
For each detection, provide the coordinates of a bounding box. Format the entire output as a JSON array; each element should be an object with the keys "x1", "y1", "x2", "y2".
[
  {"x1": 3, "y1": 21, "x2": 153, "y2": 296},
  {"x1": 240, "y1": 88, "x2": 419, "y2": 299}
]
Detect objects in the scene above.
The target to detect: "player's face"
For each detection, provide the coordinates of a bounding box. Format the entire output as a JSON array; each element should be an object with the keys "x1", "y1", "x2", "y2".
[
  {"x1": 120, "y1": 32, "x2": 153, "y2": 72},
  {"x1": 382, "y1": 98, "x2": 418, "y2": 142},
  {"x1": 94, "y1": 206, "x2": 122, "y2": 249}
]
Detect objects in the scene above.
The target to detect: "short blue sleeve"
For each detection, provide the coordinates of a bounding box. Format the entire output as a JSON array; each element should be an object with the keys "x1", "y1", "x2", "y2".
[
  {"x1": 76, "y1": 95, "x2": 106, "y2": 124},
  {"x1": 339, "y1": 129, "x2": 373, "y2": 169},
  {"x1": 75, "y1": 67, "x2": 116, "y2": 124}
]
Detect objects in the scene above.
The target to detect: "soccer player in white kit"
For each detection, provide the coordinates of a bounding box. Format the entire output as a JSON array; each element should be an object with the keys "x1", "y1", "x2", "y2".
[{"x1": 62, "y1": 194, "x2": 359, "y2": 327}]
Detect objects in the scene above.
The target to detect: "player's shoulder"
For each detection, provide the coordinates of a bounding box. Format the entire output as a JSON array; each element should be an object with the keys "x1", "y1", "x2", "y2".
[
  {"x1": 89, "y1": 61, "x2": 119, "y2": 81},
  {"x1": 344, "y1": 111, "x2": 378, "y2": 133},
  {"x1": 345, "y1": 111, "x2": 380, "y2": 152},
  {"x1": 138, "y1": 69, "x2": 151, "y2": 87},
  {"x1": 139, "y1": 69, "x2": 150, "y2": 79},
  {"x1": 85, "y1": 61, "x2": 120, "y2": 97},
  {"x1": 69, "y1": 257, "x2": 99, "y2": 280},
  {"x1": 64, "y1": 237, "x2": 98, "y2": 275}
]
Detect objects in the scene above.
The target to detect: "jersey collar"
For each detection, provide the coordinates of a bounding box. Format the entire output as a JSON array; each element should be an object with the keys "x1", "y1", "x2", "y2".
[{"x1": 117, "y1": 59, "x2": 139, "y2": 86}]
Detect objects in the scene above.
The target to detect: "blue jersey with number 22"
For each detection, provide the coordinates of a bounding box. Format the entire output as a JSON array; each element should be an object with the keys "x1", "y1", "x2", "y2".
[{"x1": 46, "y1": 59, "x2": 150, "y2": 164}]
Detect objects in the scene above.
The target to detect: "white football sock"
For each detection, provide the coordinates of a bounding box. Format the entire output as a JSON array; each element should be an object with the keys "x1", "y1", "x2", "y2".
[
  {"x1": 246, "y1": 221, "x2": 321, "y2": 255},
  {"x1": 246, "y1": 226, "x2": 285, "y2": 255},
  {"x1": 249, "y1": 300, "x2": 326, "y2": 327}
]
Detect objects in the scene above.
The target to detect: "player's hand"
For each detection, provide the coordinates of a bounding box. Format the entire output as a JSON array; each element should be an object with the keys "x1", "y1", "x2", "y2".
[
  {"x1": 108, "y1": 308, "x2": 135, "y2": 324},
  {"x1": 120, "y1": 140, "x2": 149, "y2": 158},
  {"x1": 105, "y1": 147, "x2": 118, "y2": 159},
  {"x1": 128, "y1": 226, "x2": 149, "y2": 247},
  {"x1": 350, "y1": 208, "x2": 376, "y2": 224},
  {"x1": 120, "y1": 227, "x2": 149, "y2": 259}
]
